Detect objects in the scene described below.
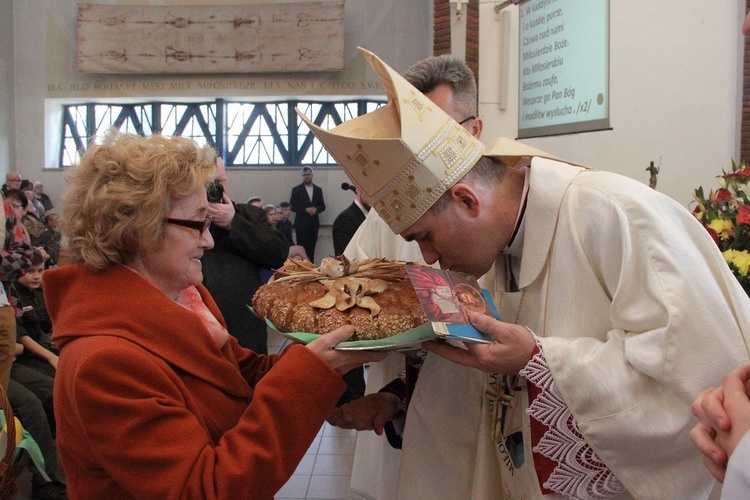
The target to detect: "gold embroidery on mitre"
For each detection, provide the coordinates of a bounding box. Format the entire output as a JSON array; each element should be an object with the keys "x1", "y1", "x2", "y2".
[
  {"x1": 437, "y1": 127, "x2": 477, "y2": 174},
  {"x1": 389, "y1": 197, "x2": 404, "y2": 214},
  {"x1": 401, "y1": 91, "x2": 432, "y2": 122},
  {"x1": 346, "y1": 144, "x2": 377, "y2": 177},
  {"x1": 395, "y1": 147, "x2": 479, "y2": 234},
  {"x1": 374, "y1": 200, "x2": 393, "y2": 222},
  {"x1": 453, "y1": 131, "x2": 473, "y2": 154},
  {"x1": 356, "y1": 102, "x2": 482, "y2": 233},
  {"x1": 403, "y1": 181, "x2": 423, "y2": 201},
  {"x1": 439, "y1": 144, "x2": 460, "y2": 174},
  {"x1": 378, "y1": 178, "x2": 428, "y2": 230},
  {"x1": 372, "y1": 121, "x2": 451, "y2": 207}
]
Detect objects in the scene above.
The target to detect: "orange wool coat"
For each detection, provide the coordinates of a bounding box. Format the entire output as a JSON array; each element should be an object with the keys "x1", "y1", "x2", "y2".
[{"x1": 44, "y1": 264, "x2": 345, "y2": 499}]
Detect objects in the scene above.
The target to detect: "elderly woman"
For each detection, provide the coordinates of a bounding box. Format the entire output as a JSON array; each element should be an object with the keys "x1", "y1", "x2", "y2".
[{"x1": 43, "y1": 133, "x2": 383, "y2": 499}]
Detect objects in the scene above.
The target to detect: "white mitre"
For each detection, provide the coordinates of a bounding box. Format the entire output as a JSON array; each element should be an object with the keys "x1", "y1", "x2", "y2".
[{"x1": 297, "y1": 47, "x2": 558, "y2": 234}]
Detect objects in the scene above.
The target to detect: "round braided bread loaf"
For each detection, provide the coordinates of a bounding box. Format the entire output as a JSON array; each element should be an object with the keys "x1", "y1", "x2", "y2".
[{"x1": 252, "y1": 257, "x2": 427, "y2": 340}]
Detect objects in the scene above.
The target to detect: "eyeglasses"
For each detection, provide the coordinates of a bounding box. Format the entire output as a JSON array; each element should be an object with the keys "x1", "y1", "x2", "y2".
[
  {"x1": 458, "y1": 115, "x2": 476, "y2": 125},
  {"x1": 166, "y1": 216, "x2": 212, "y2": 236}
]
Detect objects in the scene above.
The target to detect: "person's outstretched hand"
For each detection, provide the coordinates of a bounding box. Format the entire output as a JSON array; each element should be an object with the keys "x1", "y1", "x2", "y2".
[
  {"x1": 327, "y1": 392, "x2": 401, "y2": 435},
  {"x1": 306, "y1": 325, "x2": 386, "y2": 375}
]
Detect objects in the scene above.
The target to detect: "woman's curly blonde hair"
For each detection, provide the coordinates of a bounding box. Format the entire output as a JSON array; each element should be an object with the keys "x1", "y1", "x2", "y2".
[{"x1": 62, "y1": 132, "x2": 216, "y2": 271}]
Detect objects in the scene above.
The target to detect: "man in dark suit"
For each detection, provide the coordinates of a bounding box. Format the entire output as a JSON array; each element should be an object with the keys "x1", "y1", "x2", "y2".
[
  {"x1": 289, "y1": 166, "x2": 325, "y2": 263},
  {"x1": 332, "y1": 185, "x2": 370, "y2": 256},
  {"x1": 202, "y1": 157, "x2": 288, "y2": 354},
  {"x1": 331, "y1": 184, "x2": 370, "y2": 405}
]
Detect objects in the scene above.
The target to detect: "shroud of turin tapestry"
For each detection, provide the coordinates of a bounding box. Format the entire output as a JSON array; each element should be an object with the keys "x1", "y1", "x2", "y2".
[{"x1": 76, "y1": 1, "x2": 344, "y2": 74}]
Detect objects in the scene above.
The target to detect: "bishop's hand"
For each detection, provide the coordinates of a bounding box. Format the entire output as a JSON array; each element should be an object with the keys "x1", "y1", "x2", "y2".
[{"x1": 422, "y1": 312, "x2": 536, "y2": 375}]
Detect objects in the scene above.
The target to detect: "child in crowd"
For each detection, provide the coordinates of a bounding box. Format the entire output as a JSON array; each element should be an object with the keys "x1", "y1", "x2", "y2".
[
  {"x1": 264, "y1": 203, "x2": 281, "y2": 229},
  {"x1": 8, "y1": 248, "x2": 66, "y2": 497},
  {"x1": 10, "y1": 249, "x2": 56, "y2": 376}
]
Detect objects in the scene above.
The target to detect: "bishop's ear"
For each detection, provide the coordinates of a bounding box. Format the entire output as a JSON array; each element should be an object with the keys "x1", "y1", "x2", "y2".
[{"x1": 449, "y1": 182, "x2": 481, "y2": 217}]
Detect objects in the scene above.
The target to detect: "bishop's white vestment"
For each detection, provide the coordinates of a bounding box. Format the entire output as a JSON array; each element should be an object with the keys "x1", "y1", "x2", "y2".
[{"x1": 349, "y1": 157, "x2": 750, "y2": 499}]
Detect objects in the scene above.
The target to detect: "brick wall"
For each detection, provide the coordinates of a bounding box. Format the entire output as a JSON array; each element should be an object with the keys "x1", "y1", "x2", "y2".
[
  {"x1": 433, "y1": 0, "x2": 479, "y2": 83},
  {"x1": 743, "y1": 0, "x2": 750, "y2": 162}
]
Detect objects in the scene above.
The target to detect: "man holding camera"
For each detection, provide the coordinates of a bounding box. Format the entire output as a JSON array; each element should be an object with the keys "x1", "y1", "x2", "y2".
[{"x1": 201, "y1": 157, "x2": 288, "y2": 354}]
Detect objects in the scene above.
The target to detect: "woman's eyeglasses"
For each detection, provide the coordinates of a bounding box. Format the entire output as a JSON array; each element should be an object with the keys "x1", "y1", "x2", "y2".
[{"x1": 166, "y1": 216, "x2": 212, "y2": 236}]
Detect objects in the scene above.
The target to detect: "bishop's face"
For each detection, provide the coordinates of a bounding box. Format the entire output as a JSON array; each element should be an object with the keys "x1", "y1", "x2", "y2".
[{"x1": 401, "y1": 191, "x2": 507, "y2": 278}]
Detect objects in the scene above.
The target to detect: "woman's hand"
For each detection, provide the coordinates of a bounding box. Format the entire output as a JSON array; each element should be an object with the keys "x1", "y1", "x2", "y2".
[{"x1": 306, "y1": 325, "x2": 386, "y2": 375}]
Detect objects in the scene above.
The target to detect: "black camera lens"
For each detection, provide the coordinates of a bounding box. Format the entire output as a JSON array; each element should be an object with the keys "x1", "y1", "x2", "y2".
[{"x1": 207, "y1": 180, "x2": 224, "y2": 203}]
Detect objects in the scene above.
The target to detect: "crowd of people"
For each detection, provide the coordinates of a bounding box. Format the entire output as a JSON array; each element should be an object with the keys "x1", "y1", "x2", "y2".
[{"x1": 0, "y1": 172, "x2": 66, "y2": 497}]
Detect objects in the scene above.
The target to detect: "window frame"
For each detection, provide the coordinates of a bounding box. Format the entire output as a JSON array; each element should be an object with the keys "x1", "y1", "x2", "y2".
[{"x1": 58, "y1": 98, "x2": 386, "y2": 168}]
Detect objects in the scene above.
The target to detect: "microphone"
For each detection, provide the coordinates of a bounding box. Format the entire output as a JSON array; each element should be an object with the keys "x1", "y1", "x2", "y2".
[{"x1": 341, "y1": 182, "x2": 357, "y2": 193}]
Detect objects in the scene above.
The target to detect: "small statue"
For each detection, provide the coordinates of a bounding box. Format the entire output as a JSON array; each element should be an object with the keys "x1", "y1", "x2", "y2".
[{"x1": 646, "y1": 160, "x2": 660, "y2": 189}]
